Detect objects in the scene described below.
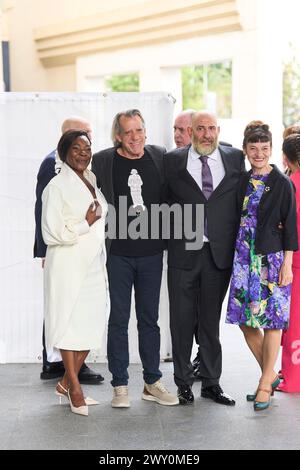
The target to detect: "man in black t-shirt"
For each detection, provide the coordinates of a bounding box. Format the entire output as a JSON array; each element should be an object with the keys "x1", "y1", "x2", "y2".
[{"x1": 92, "y1": 109, "x2": 178, "y2": 408}]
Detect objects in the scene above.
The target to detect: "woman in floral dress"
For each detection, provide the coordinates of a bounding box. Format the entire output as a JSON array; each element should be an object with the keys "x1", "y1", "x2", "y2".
[{"x1": 226, "y1": 122, "x2": 298, "y2": 411}]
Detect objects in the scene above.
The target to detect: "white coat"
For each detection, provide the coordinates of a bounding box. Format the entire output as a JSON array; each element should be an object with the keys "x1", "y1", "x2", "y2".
[{"x1": 42, "y1": 163, "x2": 108, "y2": 350}]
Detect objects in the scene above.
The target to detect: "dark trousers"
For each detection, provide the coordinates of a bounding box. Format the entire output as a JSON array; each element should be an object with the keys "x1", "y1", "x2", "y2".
[
  {"x1": 168, "y1": 243, "x2": 231, "y2": 388},
  {"x1": 107, "y1": 253, "x2": 163, "y2": 387}
]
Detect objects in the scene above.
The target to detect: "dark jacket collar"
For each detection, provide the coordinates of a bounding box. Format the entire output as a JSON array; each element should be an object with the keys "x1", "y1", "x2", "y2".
[
  {"x1": 242, "y1": 164, "x2": 281, "y2": 186},
  {"x1": 100, "y1": 145, "x2": 165, "y2": 204},
  {"x1": 239, "y1": 164, "x2": 283, "y2": 205}
]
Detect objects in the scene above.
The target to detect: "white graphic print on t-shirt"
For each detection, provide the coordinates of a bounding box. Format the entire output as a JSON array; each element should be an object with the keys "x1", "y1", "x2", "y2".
[{"x1": 128, "y1": 169, "x2": 145, "y2": 213}]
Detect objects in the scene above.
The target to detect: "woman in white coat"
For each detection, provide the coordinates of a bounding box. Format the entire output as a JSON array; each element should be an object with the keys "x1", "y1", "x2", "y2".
[{"x1": 42, "y1": 130, "x2": 108, "y2": 416}]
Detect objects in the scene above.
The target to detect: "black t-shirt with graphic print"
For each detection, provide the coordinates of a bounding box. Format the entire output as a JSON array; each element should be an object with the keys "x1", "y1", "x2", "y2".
[{"x1": 110, "y1": 149, "x2": 165, "y2": 257}]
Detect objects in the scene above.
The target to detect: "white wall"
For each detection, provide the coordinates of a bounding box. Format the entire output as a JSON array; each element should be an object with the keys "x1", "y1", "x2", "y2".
[
  {"x1": 0, "y1": 7, "x2": 4, "y2": 91},
  {"x1": 0, "y1": 91, "x2": 174, "y2": 363},
  {"x1": 1, "y1": 0, "x2": 149, "y2": 91},
  {"x1": 77, "y1": 0, "x2": 284, "y2": 163}
]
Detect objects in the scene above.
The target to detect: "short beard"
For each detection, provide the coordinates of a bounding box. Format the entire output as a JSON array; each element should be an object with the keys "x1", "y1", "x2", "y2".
[{"x1": 192, "y1": 137, "x2": 218, "y2": 156}]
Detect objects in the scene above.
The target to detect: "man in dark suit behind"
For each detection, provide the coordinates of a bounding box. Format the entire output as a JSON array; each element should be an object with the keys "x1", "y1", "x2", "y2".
[{"x1": 165, "y1": 111, "x2": 245, "y2": 405}]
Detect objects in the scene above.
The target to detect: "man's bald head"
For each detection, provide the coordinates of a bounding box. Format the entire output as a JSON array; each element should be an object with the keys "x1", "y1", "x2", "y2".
[
  {"x1": 191, "y1": 111, "x2": 218, "y2": 128},
  {"x1": 61, "y1": 116, "x2": 92, "y2": 140},
  {"x1": 189, "y1": 111, "x2": 220, "y2": 156},
  {"x1": 174, "y1": 110, "x2": 195, "y2": 148}
]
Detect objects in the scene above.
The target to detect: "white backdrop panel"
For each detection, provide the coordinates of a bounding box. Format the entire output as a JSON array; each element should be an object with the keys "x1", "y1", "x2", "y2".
[{"x1": 0, "y1": 92, "x2": 175, "y2": 363}]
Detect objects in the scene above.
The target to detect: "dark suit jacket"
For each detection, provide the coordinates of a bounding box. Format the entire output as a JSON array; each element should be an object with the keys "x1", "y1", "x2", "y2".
[
  {"x1": 165, "y1": 144, "x2": 245, "y2": 270},
  {"x1": 238, "y1": 165, "x2": 298, "y2": 255},
  {"x1": 92, "y1": 145, "x2": 166, "y2": 252},
  {"x1": 33, "y1": 150, "x2": 56, "y2": 258}
]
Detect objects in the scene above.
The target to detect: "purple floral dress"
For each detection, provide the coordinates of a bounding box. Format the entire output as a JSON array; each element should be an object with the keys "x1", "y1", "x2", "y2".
[{"x1": 226, "y1": 174, "x2": 291, "y2": 329}]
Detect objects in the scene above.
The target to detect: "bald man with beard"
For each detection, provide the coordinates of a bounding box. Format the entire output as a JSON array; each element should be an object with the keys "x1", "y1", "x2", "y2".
[
  {"x1": 166, "y1": 111, "x2": 245, "y2": 406},
  {"x1": 173, "y1": 110, "x2": 233, "y2": 381},
  {"x1": 34, "y1": 116, "x2": 104, "y2": 384}
]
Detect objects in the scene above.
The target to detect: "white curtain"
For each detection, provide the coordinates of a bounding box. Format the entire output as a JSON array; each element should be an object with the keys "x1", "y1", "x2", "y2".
[{"x1": 0, "y1": 92, "x2": 175, "y2": 363}]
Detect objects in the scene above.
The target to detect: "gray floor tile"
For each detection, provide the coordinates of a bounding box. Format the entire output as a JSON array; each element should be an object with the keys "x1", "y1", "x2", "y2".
[{"x1": 2, "y1": 315, "x2": 300, "y2": 450}]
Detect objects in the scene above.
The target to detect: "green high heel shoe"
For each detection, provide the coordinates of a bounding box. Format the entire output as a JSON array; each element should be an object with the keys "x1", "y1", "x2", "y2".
[
  {"x1": 246, "y1": 376, "x2": 280, "y2": 402},
  {"x1": 254, "y1": 388, "x2": 272, "y2": 411}
]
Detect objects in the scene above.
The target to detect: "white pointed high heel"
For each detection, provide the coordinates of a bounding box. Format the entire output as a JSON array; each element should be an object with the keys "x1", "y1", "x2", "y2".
[
  {"x1": 84, "y1": 396, "x2": 99, "y2": 406},
  {"x1": 67, "y1": 390, "x2": 88, "y2": 416},
  {"x1": 55, "y1": 382, "x2": 99, "y2": 406}
]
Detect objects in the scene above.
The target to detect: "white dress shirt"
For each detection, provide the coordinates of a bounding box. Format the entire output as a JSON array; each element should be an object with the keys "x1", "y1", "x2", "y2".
[{"x1": 187, "y1": 145, "x2": 225, "y2": 242}]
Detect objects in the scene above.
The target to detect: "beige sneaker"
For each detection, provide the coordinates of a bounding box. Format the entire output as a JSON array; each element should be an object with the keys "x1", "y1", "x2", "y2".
[
  {"x1": 142, "y1": 380, "x2": 179, "y2": 406},
  {"x1": 111, "y1": 386, "x2": 130, "y2": 408}
]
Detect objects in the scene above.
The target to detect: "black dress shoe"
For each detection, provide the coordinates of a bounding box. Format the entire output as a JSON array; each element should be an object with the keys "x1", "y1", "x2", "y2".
[
  {"x1": 201, "y1": 385, "x2": 235, "y2": 406},
  {"x1": 177, "y1": 385, "x2": 194, "y2": 405},
  {"x1": 78, "y1": 364, "x2": 104, "y2": 384},
  {"x1": 40, "y1": 362, "x2": 65, "y2": 380}
]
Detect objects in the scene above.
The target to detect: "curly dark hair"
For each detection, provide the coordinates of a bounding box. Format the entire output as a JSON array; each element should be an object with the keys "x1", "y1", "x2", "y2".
[
  {"x1": 283, "y1": 124, "x2": 300, "y2": 139},
  {"x1": 282, "y1": 134, "x2": 300, "y2": 166},
  {"x1": 57, "y1": 130, "x2": 91, "y2": 162}
]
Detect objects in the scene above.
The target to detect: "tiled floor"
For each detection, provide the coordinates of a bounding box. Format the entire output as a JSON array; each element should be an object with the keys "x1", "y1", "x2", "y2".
[{"x1": 1, "y1": 319, "x2": 300, "y2": 450}]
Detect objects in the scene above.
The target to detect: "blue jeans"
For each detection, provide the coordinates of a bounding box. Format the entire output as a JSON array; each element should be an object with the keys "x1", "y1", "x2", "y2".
[{"x1": 107, "y1": 253, "x2": 163, "y2": 387}]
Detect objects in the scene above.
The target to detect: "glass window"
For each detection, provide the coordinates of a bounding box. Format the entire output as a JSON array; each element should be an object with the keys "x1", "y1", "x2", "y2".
[
  {"x1": 182, "y1": 61, "x2": 232, "y2": 118},
  {"x1": 283, "y1": 47, "x2": 300, "y2": 127},
  {"x1": 105, "y1": 73, "x2": 139, "y2": 92}
]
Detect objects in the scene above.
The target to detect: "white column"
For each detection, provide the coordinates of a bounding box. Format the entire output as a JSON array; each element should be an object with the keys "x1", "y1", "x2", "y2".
[
  {"x1": 232, "y1": 0, "x2": 283, "y2": 163},
  {"x1": 139, "y1": 65, "x2": 182, "y2": 116},
  {"x1": 139, "y1": 65, "x2": 164, "y2": 92},
  {"x1": 0, "y1": 9, "x2": 4, "y2": 91},
  {"x1": 160, "y1": 67, "x2": 182, "y2": 116}
]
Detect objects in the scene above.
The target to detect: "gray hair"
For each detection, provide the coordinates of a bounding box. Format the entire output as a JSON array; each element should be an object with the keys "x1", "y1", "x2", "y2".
[
  {"x1": 111, "y1": 109, "x2": 145, "y2": 147},
  {"x1": 177, "y1": 109, "x2": 196, "y2": 119}
]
